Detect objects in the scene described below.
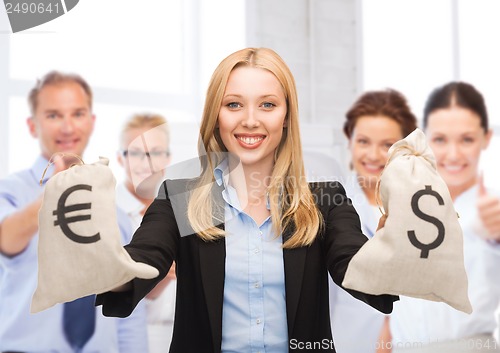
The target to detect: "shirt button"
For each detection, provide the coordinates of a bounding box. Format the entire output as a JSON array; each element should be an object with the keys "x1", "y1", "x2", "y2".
[
  {"x1": 254, "y1": 282, "x2": 260, "y2": 288},
  {"x1": 259, "y1": 230, "x2": 263, "y2": 236},
  {"x1": 256, "y1": 318, "x2": 261, "y2": 324},
  {"x1": 254, "y1": 248, "x2": 260, "y2": 254}
]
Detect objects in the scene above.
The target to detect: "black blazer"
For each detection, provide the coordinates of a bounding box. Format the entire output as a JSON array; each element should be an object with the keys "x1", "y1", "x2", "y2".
[{"x1": 96, "y1": 179, "x2": 397, "y2": 353}]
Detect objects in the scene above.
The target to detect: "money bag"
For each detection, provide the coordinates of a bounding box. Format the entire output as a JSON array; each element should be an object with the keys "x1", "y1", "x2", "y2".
[
  {"x1": 31, "y1": 156, "x2": 159, "y2": 313},
  {"x1": 342, "y1": 129, "x2": 472, "y2": 314}
]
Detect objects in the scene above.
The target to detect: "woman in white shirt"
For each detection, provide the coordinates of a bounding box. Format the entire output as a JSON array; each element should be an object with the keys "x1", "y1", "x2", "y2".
[
  {"x1": 385, "y1": 82, "x2": 500, "y2": 352},
  {"x1": 117, "y1": 113, "x2": 177, "y2": 353},
  {"x1": 329, "y1": 89, "x2": 418, "y2": 353}
]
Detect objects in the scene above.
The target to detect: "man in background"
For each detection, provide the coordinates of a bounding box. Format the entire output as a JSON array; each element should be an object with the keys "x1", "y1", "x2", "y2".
[{"x1": 0, "y1": 71, "x2": 148, "y2": 352}]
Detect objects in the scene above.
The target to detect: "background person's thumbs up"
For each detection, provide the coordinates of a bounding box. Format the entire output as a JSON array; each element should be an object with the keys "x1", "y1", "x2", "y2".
[{"x1": 476, "y1": 172, "x2": 500, "y2": 242}]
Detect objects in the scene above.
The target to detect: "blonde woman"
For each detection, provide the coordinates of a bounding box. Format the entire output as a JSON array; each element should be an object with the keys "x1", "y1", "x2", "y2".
[{"x1": 97, "y1": 47, "x2": 397, "y2": 353}]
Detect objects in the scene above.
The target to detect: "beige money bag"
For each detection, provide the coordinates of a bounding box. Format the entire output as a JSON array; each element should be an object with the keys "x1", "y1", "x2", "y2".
[
  {"x1": 342, "y1": 129, "x2": 472, "y2": 314},
  {"x1": 31, "y1": 156, "x2": 159, "y2": 313}
]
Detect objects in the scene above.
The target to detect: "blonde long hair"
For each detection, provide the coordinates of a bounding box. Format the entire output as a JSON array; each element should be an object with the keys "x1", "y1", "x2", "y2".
[{"x1": 187, "y1": 47, "x2": 322, "y2": 248}]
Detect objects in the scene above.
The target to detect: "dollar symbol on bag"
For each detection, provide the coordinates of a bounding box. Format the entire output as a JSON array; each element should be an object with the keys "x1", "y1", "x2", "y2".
[{"x1": 407, "y1": 185, "x2": 445, "y2": 259}]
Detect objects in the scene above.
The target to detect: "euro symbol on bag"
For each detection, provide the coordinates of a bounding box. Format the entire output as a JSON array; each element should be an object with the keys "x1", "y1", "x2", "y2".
[
  {"x1": 53, "y1": 184, "x2": 101, "y2": 244},
  {"x1": 407, "y1": 185, "x2": 445, "y2": 259}
]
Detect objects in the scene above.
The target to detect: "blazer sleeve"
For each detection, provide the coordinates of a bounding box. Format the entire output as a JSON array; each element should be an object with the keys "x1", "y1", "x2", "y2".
[
  {"x1": 96, "y1": 180, "x2": 180, "y2": 318},
  {"x1": 318, "y1": 181, "x2": 398, "y2": 314}
]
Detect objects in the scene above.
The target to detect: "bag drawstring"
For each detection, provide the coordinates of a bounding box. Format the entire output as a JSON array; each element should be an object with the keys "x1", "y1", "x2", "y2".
[
  {"x1": 375, "y1": 144, "x2": 433, "y2": 216},
  {"x1": 40, "y1": 153, "x2": 85, "y2": 186}
]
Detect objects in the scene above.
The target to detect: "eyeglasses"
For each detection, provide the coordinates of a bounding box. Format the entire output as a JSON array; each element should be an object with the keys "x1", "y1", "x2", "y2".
[{"x1": 122, "y1": 150, "x2": 170, "y2": 161}]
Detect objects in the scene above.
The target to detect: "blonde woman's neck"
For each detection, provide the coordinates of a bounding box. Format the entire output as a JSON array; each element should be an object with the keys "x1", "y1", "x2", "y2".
[
  {"x1": 227, "y1": 159, "x2": 272, "y2": 224},
  {"x1": 228, "y1": 157, "x2": 272, "y2": 194}
]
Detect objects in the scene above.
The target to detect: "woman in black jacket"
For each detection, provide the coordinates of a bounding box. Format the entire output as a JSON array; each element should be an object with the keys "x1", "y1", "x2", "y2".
[{"x1": 97, "y1": 47, "x2": 397, "y2": 353}]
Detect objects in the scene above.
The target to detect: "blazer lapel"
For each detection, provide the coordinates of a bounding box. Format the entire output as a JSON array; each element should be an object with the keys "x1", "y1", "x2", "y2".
[
  {"x1": 282, "y1": 223, "x2": 307, "y2": 337},
  {"x1": 199, "y1": 184, "x2": 226, "y2": 353}
]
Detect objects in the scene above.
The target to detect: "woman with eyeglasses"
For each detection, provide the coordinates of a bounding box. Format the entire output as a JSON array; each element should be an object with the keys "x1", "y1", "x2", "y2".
[{"x1": 117, "y1": 113, "x2": 177, "y2": 353}]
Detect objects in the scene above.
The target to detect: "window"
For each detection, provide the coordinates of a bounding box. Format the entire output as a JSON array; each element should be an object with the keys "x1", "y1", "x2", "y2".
[
  {"x1": 1, "y1": 0, "x2": 245, "y2": 179},
  {"x1": 362, "y1": 0, "x2": 500, "y2": 187}
]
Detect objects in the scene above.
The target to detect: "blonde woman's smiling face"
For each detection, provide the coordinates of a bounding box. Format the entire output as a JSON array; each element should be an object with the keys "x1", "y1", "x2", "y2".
[{"x1": 217, "y1": 66, "x2": 287, "y2": 173}]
